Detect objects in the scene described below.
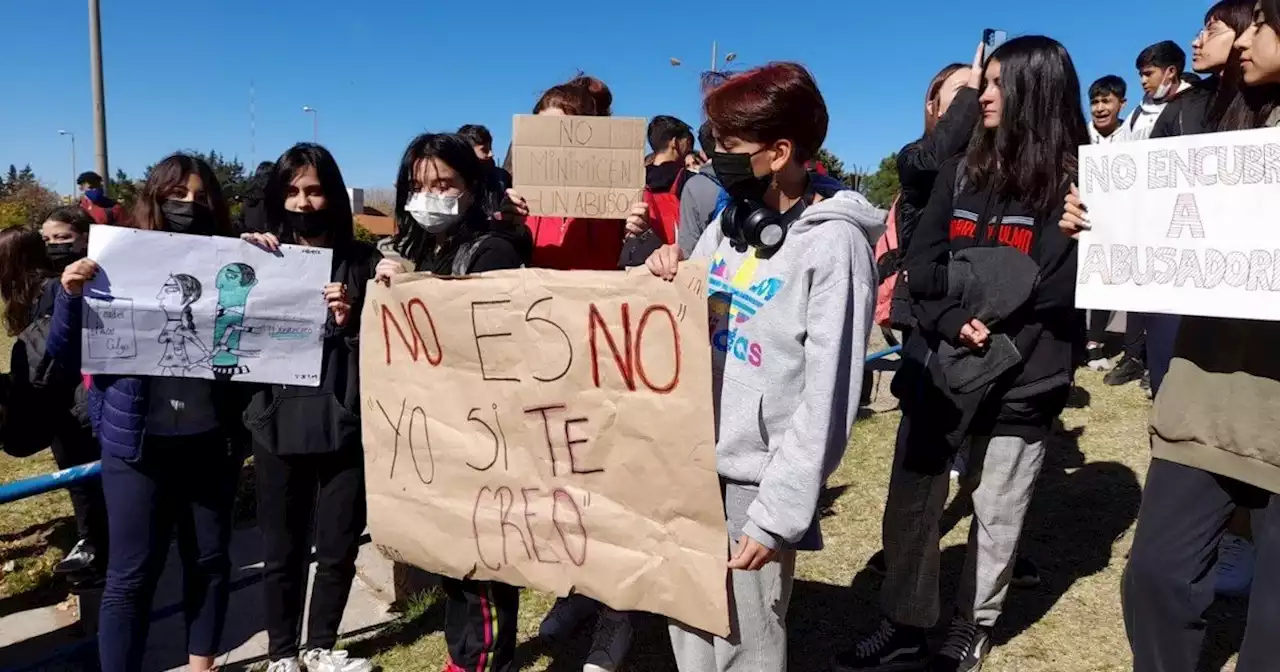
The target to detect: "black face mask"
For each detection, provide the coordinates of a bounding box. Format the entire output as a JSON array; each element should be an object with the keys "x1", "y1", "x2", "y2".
[
  {"x1": 710, "y1": 149, "x2": 772, "y2": 202},
  {"x1": 284, "y1": 209, "x2": 330, "y2": 239},
  {"x1": 161, "y1": 199, "x2": 215, "y2": 235},
  {"x1": 46, "y1": 243, "x2": 84, "y2": 271}
]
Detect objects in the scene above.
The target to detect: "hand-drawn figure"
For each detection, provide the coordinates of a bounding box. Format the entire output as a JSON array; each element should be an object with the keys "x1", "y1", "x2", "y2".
[
  {"x1": 210, "y1": 262, "x2": 261, "y2": 380},
  {"x1": 156, "y1": 273, "x2": 211, "y2": 376}
]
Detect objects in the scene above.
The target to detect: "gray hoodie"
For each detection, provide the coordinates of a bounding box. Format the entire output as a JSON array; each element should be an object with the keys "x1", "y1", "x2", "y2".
[{"x1": 690, "y1": 189, "x2": 885, "y2": 549}]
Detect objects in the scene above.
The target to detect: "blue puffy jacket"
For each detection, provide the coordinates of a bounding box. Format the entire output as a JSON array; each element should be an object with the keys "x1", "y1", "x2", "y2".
[{"x1": 46, "y1": 287, "x2": 250, "y2": 462}]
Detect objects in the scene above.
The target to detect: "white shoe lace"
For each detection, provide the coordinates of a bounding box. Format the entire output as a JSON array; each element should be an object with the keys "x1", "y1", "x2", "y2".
[
  {"x1": 266, "y1": 659, "x2": 298, "y2": 672},
  {"x1": 939, "y1": 619, "x2": 979, "y2": 660},
  {"x1": 855, "y1": 620, "x2": 896, "y2": 657}
]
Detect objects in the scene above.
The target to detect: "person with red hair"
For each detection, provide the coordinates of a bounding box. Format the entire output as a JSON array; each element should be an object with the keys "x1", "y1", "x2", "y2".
[
  {"x1": 646, "y1": 62, "x2": 885, "y2": 671},
  {"x1": 502, "y1": 75, "x2": 649, "y2": 272}
]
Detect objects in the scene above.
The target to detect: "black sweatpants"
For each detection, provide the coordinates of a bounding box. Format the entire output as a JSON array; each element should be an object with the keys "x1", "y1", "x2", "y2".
[
  {"x1": 50, "y1": 427, "x2": 107, "y2": 551},
  {"x1": 254, "y1": 444, "x2": 367, "y2": 660},
  {"x1": 1123, "y1": 458, "x2": 1280, "y2": 672},
  {"x1": 1124, "y1": 312, "x2": 1147, "y2": 362},
  {"x1": 442, "y1": 578, "x2": 519, "y2": 672}
]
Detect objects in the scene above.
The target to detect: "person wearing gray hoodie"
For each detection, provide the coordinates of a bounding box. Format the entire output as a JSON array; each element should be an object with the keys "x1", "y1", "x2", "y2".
[{"x1": 647, "y1": 62, "x2": 883, "y2": 672}]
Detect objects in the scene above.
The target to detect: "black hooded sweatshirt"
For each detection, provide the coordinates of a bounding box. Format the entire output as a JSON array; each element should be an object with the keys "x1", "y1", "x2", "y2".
[
  {"x1": 243, "y1": 231, "x2": 382, "y2": 455},
  {"x1": 896, "y1": 157, "x2": 1079, "y2": 457}
]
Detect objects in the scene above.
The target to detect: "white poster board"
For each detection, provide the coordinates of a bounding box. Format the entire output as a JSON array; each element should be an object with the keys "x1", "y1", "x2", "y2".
[
  {"x1": 1075, "y1": 127, "x2": 1280, "y2": 320},
  {"x1": 83, "y1": 227, "x2": 332, "y2": 386}
]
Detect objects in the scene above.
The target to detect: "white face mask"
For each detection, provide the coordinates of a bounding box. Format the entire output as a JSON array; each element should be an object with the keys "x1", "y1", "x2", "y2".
[
  {"x1": 1154, "y1": 77, "x2": 1175, "y2": 101},
  {"x1": 406, "y1": 192, "x2": 466, "y2": 233}
]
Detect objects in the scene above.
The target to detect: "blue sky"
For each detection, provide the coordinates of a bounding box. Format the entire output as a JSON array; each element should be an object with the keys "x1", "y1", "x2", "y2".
[{"x1": 2, "y1": 0, "x2": 1210, "y2": 196}]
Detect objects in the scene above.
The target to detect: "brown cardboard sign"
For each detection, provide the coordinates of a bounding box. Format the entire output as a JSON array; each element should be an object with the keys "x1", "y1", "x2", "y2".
[
  {"x1": 511, "y1": 115, "x2": 646, "y2": 218},
  {"x1": 360, "y1": 262, "x2": 730, "y2": 636}
]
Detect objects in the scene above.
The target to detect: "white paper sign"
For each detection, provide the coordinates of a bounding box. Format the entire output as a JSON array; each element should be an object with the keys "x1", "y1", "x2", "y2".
[
  {"x1": 1075, "y1": 127, "x2": 1280, "y2": 321},
  {"x1": 83, "y1": 227, "x2": 333, "y2": 386}
]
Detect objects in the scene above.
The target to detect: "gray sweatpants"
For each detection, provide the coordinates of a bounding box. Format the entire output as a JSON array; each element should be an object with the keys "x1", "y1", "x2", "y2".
[
  {"x1": 669, "y1": 482, "x2": 797, "y2": 672},
  {"x1": 880, "y1": 415, "x2": 1045, "y2": 628}
]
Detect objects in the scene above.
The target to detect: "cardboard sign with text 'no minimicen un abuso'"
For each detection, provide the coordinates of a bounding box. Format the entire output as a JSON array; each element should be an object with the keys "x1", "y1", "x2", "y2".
[
  {"x1": 359, "y1": 262, "x2": 730, "y2": 636},
  {"x1": 511, "y1": 114, "x2": 646, "y2": 219}
]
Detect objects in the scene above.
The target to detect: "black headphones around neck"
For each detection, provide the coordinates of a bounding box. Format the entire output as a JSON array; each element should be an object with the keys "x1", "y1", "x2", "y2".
[{"x1": 720, "y1": 199, "x2": 788, "y2": 252}]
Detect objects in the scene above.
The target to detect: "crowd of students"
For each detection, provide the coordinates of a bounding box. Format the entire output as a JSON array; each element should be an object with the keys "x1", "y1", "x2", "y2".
[{"x1": 1, "y1": 3, "x2": 1278, "y2": 671}]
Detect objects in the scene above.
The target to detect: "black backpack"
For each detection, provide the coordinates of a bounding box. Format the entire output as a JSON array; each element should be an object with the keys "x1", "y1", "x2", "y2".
[{"x1": 1, "y1": 283, "x2": 87, "y2": 457}]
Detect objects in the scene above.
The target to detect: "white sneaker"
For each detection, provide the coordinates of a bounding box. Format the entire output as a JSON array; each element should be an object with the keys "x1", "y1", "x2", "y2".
[
  {"x1": 1087, "y1": 357, "x2": 1115, "y2": 372},
  {"x1": 950, "y1": 452, "x2": 968, "y2": 481},
  {"x1": 1214, "y1": 534, "x2": 1255, "y2": 597},
  {"x1": 267, "y1": 659, "x2": 301, "y2": 672},
  {"x1": 583, "y1": 609, "x2": 634, "y2": 671},
  {"x1": 301, "y1": 648, "x2": 372, "y2": 672}
]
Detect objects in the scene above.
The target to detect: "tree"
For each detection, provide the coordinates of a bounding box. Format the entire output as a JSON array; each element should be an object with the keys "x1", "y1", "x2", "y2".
[
  {"x1": 861, "y1": 154, "x2": 900, "y2": 209},
  {"x1": 811, "y1": 148, "x2": 848, "y2": 183},
  {"x1": 108, "y1": 168, "x2": 141, "y2": 210},
  {"x1": 0, "y1": 165, "x2": 61, "y2": 229}
]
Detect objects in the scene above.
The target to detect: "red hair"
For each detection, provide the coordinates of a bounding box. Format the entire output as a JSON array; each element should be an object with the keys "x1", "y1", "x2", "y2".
[
  {"x1": 533, "y1": 73, "x2": 613, "y2": 117},
  {"x1": 703, "y1": 62, "x2": 828, "y2": 163}
]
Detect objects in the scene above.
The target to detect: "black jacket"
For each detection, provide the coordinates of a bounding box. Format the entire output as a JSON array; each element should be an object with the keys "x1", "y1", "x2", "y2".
[
  {"x1": 895, "y1": 158, "x2": 1078, "y2": 463},
  {"x1": 888, "y1": 87, "x2": 982, "y2": 327},
  {"x1": 1151, "y1": 78, "x2": 1216, "y2": 139},
  {"x1": 243, "y1": 241, "x2": 381, "y2": 455}
]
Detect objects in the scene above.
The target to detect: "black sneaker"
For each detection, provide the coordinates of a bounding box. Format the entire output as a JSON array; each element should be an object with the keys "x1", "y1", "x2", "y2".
[
  {"x1": 833, "y1": 619, "x2": 929, "y2": 671},
  {"x1": 931, "y1": 617, "x2": 991, "y2": 672},
  {"x1": 1010, "y1": 556, "x2": 1041, "y2": 589},
  {"x1": 1103, "y1": 356, "x2": 1145, "y2": 386},
  {"x1": 867, "y1": 550, "x2": 887, "y2": 576}
]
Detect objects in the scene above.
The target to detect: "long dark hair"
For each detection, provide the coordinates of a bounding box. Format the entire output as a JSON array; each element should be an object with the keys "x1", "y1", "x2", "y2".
[
  {"x1": 391, "y1": 133, "x2": 500, "y2": 267},
  {"x1": 965, "y1": 36, "x2": 1089, "y2": 214},
  {"x1": 1219, "y1": 0, "x2": 1280, "y2": 130},
  {"x1": 0, "y1": 228, "x2": 53, "y2": 336},
  {"x1": 1202, "y1": 0, "x2": 1258, "y2": 129},
  {"x1": 133, "y1": 154, "x2": 233, "y2": 236},
  {"x1": 265, "y1": 143, "x2": 354, "y2": 249}
]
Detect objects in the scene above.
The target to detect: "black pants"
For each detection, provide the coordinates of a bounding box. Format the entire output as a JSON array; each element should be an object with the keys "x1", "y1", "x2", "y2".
[
  {"x1": 1124, "y1": 312, "x2": 1147, "y2": 362},
  {"x1": 1123, "y1": 458, "x2": 1280, "y2": 672},
  {"x1": 254, "y1": 443, "x2": 367, "y2": 660},
  {"x1": 98, "y1": 432, "x2": 239, "y2": 672},
  {"x1": 50, "y1": 427, "x2": 108, "y2": 551},
  {"x1": 442, "y1": 578, "x2": 519, "y2": 672},
  {"x1": 1086, "y1": 309, "x2": 1112, "y2": 344}
]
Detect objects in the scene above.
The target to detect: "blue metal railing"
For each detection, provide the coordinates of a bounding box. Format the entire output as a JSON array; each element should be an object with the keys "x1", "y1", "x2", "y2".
[{"x1": 0, "y1": 461, "x2": 102, "y2": 506}]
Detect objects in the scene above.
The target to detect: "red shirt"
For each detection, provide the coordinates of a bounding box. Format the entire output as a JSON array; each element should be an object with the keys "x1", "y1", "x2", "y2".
[
  {"x1": 524, "y1": 216, "x2": 625, "y2": 271},
  {"x1": 79, "y1": 196, "x2": 130, "y2": 226}
]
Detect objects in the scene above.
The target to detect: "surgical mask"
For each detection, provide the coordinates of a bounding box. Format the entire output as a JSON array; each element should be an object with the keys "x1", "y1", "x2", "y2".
[
  {"x1": 161, "y1": 199, "x2": 215, "y2": 235},
  {"x1": 1154, "y1": 78, "x2": 1175, "y2": 101},
  {"x1": 406, "y1": 192, "x2": 467, "y2": 233},
  {"x1": 46, "y1": 242, "x2": 84, "y2": 271},
  {"x1": 709, "y1": 149, "x2": 772, "y2": 202},
  {"x1": 284, "y1": 209, "x2": 330, "y2": 239}
]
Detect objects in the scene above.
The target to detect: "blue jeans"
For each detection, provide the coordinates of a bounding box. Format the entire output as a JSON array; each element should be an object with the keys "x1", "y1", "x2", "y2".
[{"x1": 98, "y1": 432, "x2": 239, "y2": 672}]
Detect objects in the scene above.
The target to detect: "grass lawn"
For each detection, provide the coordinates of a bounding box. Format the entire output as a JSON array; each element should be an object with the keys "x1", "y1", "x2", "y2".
[{"x1": 0, "y1": 323, "x2": 1248, "y2": 670}]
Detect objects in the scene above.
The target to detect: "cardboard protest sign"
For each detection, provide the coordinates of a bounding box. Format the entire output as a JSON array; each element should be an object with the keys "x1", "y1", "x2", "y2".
[
  {"x1": 83, "y1": 226, "x2": 332, "y2": 385},
  {"x1": 360, "y1": 263, "x2": 730, "y2": 636},
  {"x1": 1076, "y1": 127, "x2": 1280, "y2": 321},
  {"x1": 511, "y1": 114, "x2": 646, "y2": 218}
]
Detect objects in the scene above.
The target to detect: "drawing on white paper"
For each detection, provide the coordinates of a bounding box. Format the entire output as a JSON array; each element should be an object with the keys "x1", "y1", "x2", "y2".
[
  {"x1": 82, "y1": 227, "x2": 332, "y2": 386},
  {"x1": 155, "y1": 274, "x2": 211, "y2": 375},
  {"x1": 210, "y1": 262, "x2": 261, "y2": 381},
  {"x1": 86, "y1": 297, "x2": 138, "y2": 360}
]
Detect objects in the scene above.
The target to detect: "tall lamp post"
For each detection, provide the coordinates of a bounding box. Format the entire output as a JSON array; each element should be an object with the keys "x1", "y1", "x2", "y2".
[
  {"x1": 58, "y1": 130, "x2": 77, "y2": 198},
  {"x1": 669, "y1": 42, "x2": 737, "y2": 72},
  {"x1": 302, "y1": 105, "x2": 318, "y2": 142},
  {"x1": 88, "y1": 0, "x2": 109, "y2": 187}
]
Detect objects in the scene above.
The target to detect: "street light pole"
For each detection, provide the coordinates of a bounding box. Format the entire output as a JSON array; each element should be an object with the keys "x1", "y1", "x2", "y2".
[
  {"x1": 670, "y1": 43, "x2": 737, "y2": 73},
  {"x1": 88, "y1": 0, "x2": 109, "y2": 188},
  {"x1": 302, "y1": 106, "x2": 317, "y2": 142},
  {"x1": 58, "y1": 131, "x2": 76, "y2": 198}
]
